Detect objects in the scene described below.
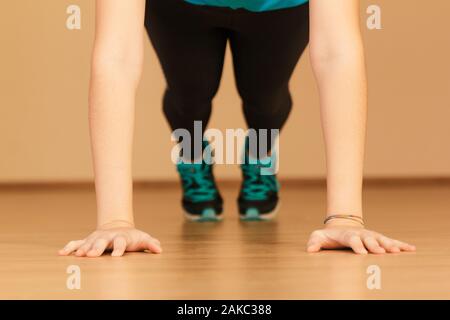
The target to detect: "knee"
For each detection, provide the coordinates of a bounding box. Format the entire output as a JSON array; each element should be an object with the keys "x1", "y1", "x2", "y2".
[
  {"x1": 241, "y1": 86, "x2": 292, "y2": 117},
  {"x1": 163, "y1": 87, "x2": 214, "y2": 120}
]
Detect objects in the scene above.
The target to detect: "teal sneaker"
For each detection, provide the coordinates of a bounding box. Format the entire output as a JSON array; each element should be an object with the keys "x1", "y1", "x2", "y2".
[
  {"x1": 238, "y1": 139, "x2": 280, "y2": 221},
  {"x1": 177, "y1": 141, "x2": 223, "y2": 222}
]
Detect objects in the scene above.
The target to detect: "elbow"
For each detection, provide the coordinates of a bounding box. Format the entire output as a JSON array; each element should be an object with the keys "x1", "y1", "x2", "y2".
[
  {"x1": 88, "y1": 46, "x2": 144, "y2": 116},
  {"x1": 309, "y1": 41, "x2": 365, "y2": 74},
  {"x1": 90, "y1": 46, "x2": 144, "y2": 86}
]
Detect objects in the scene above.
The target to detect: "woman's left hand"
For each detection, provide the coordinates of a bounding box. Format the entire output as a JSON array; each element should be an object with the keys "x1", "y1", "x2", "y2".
[{"x1": 306, "y1": 221, "x2": 416, "y2": 255}]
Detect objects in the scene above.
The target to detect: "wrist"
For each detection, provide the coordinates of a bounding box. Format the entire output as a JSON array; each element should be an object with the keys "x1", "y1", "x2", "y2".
[
  {"x1": 324, "y1": 213, "x2": 364, "y2": 228},
  {"x1": 325, "y1": 217, "x2": 364, "y2": 228},
  {"x1": 98, "y1": 219, "x2": 135, "y2": 230},
  {"x1": 326, "y1": 220, "x2": 363, "y2": 228}
]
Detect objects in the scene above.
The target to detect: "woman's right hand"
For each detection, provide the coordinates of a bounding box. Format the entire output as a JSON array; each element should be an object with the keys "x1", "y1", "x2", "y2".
[{"x1": 58, "y1": 222, "x2": 162, "y2": 258}]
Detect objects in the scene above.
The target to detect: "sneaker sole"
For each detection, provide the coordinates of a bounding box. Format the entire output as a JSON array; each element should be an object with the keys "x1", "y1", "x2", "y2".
[
  {"x1": 184, "y1": 208, "x2": 223, "y2": 222},
  {"x1": 239, "y1": 203, "x2": 280, "y2": 222}
]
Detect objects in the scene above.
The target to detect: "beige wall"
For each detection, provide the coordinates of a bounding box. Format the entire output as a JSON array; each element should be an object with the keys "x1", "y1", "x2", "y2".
[{"x1": 1, "y1": 0, "x2": 449, "y2": 183}]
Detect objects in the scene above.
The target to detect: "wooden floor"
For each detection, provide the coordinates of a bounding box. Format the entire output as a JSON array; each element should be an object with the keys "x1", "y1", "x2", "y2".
[{"x1": 0, "y1": 182, "x2": 449, "y2": 299}]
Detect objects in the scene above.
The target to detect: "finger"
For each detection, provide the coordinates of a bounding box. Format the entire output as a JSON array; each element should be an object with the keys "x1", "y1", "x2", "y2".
[
  {"x1": 393, "y1": 240, "x2": 416, "y2": 252},
  {"x1": 58, "y1": 240, "x2": 84, "y2": 256},
  {"x1": 362, "y1": 236, "x2": 386, "y2": 254},
  {"x1": 376, "y1": 235, "x2": 400, "y2": 253},
  {"x1": 306, "y1": 234, "x2": 324, "y2": 253},
  {"x1": 347, "y1": 235, "x2": 368, "y2": 255},
  {"x1": 75, "y1": 240, "x2": 95, "y2": 257},
  {"x1": 111, "y1": 236, "x2": 128, "y2": 257},
  {"x1": 306, "y1": 241, "x2": 322, "y2": 253},
  {"x1": 87, "y1": 238, "x2": 110, "y2": 258},
  {"x1": 145, "y1": 237, "x2": 162, "y2": 254},
  {"x1": 306, "y1": 231, "x2": 326, "y2": 252}
]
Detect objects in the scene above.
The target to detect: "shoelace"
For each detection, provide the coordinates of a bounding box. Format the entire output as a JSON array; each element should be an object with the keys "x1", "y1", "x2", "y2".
[
  {"x1": 241, "y1": 162, "x2": 279, "y2": 201},
  {"x1": 177, "y1": 162, "x2": 217, "y2": 203}
]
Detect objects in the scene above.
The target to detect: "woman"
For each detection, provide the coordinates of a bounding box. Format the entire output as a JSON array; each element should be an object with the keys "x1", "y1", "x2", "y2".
[{"x1": 59, "y1": 0, "x2": 416, "y2": 257}]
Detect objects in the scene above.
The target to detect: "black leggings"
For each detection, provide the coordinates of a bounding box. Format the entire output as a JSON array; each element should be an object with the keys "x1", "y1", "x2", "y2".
[{"x1": 145, "y1": 0, "x2": 310, "y2": 158}]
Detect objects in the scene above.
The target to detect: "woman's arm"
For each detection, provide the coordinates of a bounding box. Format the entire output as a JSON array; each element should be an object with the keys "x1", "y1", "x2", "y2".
[
  {"x1": 59, "y1": 0, "x2": 161, "y2": 257},
  {"x1": 90, "y1": 0, "x2": 144, "y2": 228},
  {"x1": 307, "y1": 0, "x2": 415, "y2": 254}
]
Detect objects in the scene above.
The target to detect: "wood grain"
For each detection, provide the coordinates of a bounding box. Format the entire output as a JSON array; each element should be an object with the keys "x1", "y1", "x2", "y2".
[{"x1": 0, "y1": 183, "x2": 449, "y2": 299}]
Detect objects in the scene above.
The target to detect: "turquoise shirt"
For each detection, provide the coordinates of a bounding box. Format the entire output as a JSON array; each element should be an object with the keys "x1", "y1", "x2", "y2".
[{"x1": 185, "y1": 0, "x2": 309, "y2": 12}]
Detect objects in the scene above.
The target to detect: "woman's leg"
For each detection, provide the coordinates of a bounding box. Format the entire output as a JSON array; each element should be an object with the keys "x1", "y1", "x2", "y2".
[
  {"x1": 145, "y1": 0, "x2": 228, "y2": 160},
  {"x1": 229, "y1": 4, "x2": 310, "y2": 220},
  {"x1": 230, "y1": 4, "x2": 310, "y2": 154},
  {"x1": 145, "y1": 0, "x2": 228, "y2": 220}
]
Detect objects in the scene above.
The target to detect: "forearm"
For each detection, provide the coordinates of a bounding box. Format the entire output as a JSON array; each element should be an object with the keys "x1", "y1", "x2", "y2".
[
  {"x1": 306, "y1": 58, "x2": 414, "y2": 253},
  {"x1": 312, "y1": 49, "x2": 368, "y2": 219},
  {"x1": 58, "y1": 0, "x2": 163, "y2": 258},
  {"x1": 87, "y1": 0, "x2": 145, "y2": 228},
  {"x1": 89, "y1": 63, "x2": 140, "y2": 228}
]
